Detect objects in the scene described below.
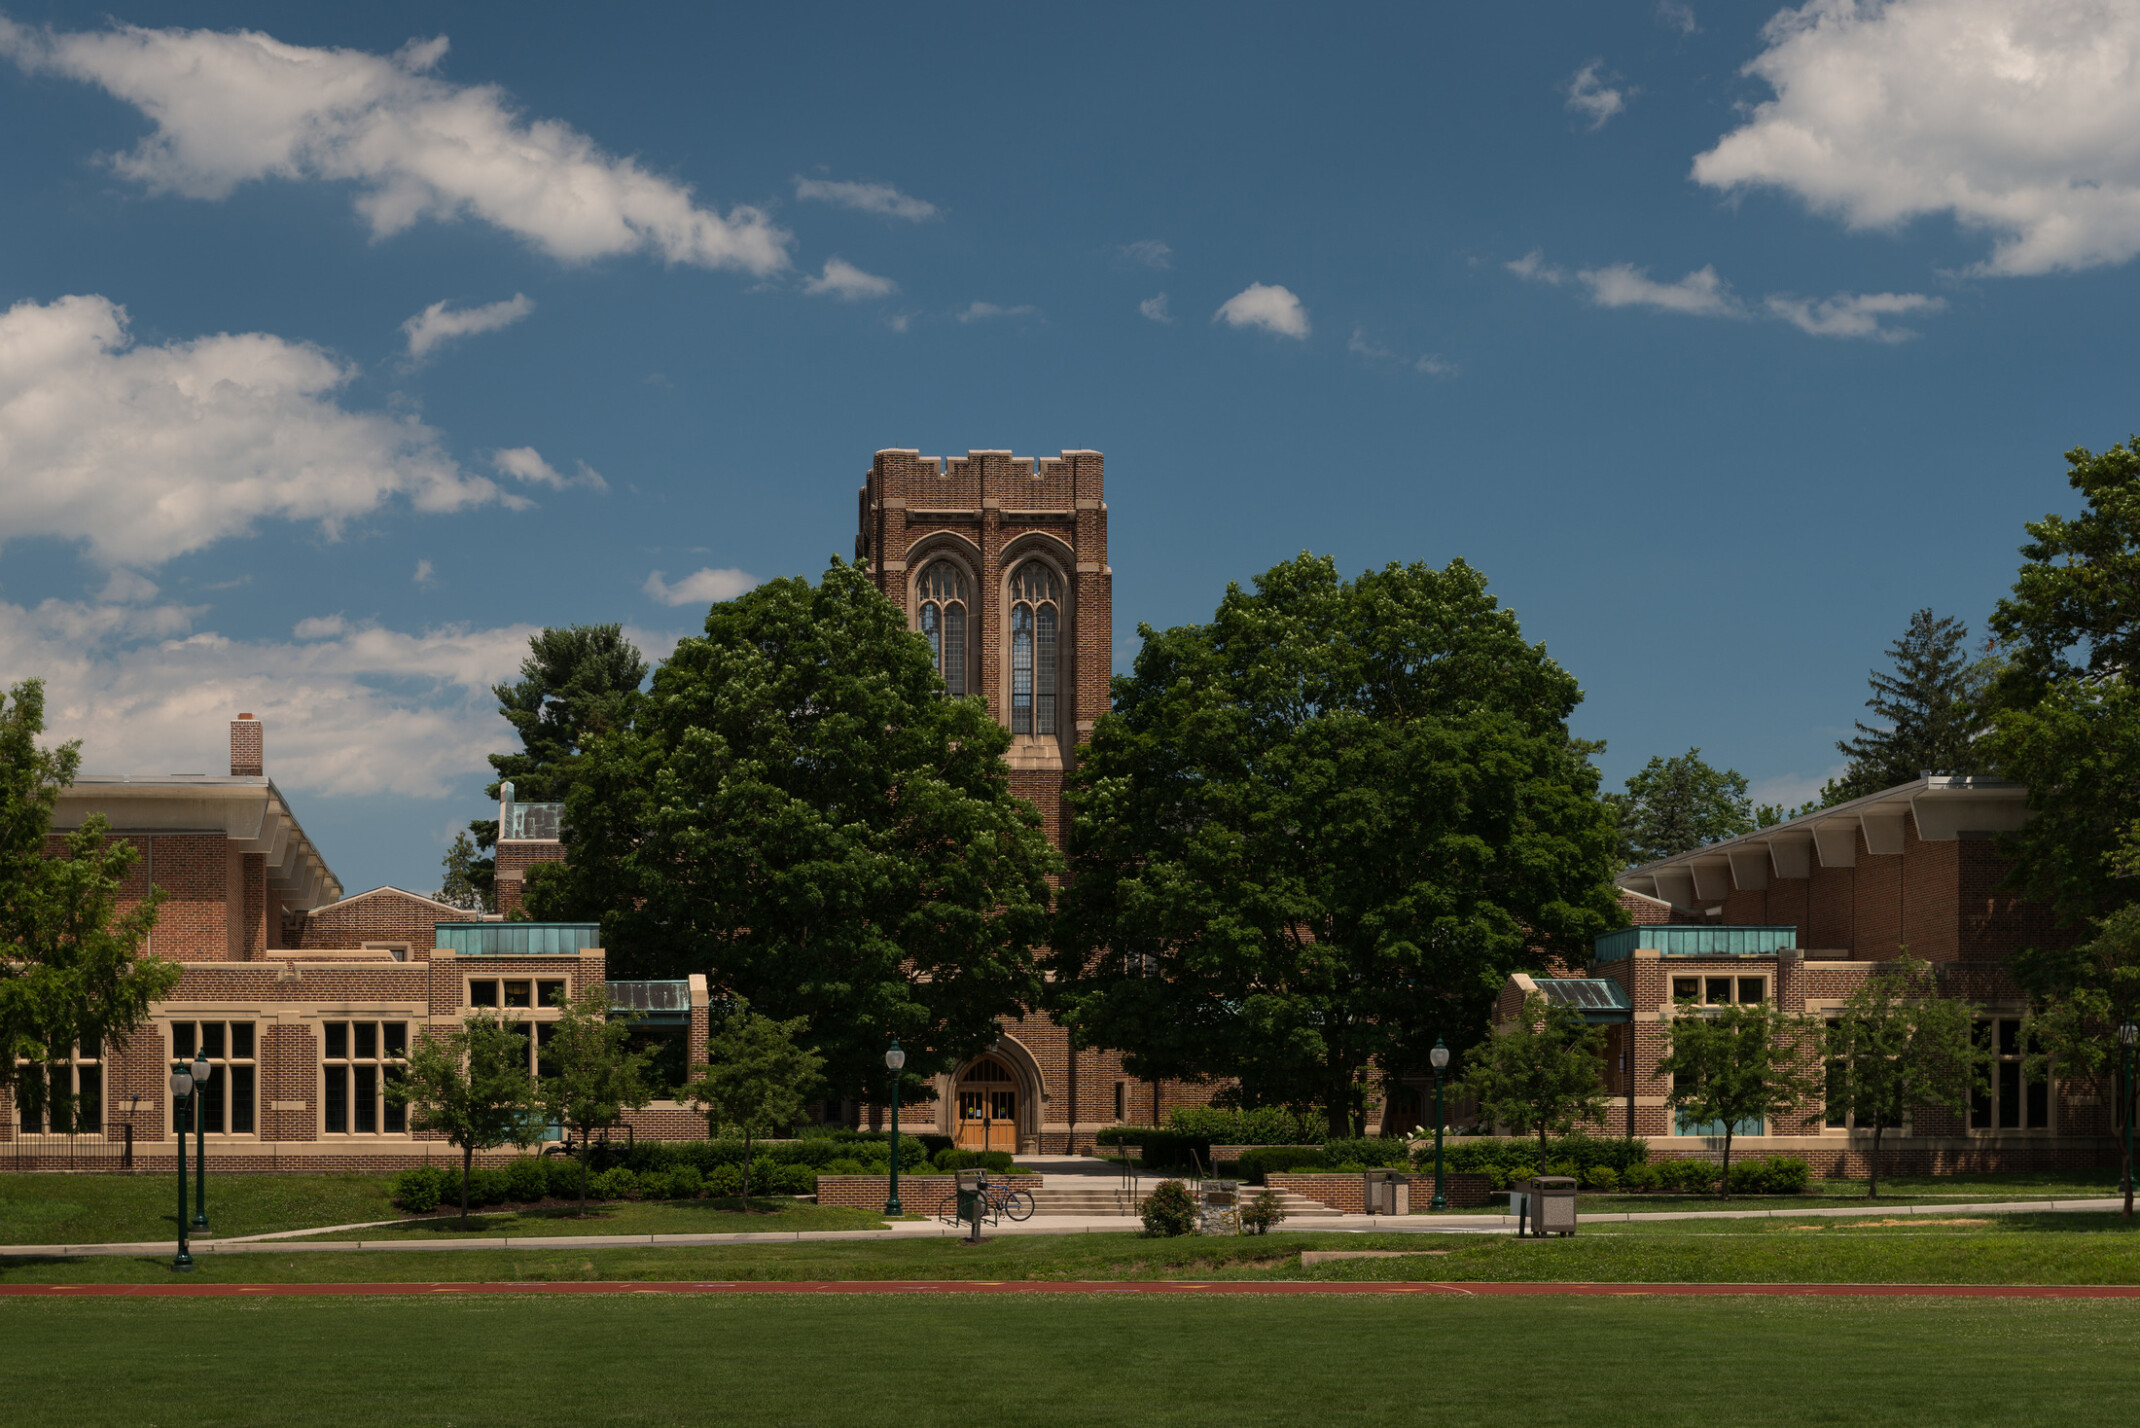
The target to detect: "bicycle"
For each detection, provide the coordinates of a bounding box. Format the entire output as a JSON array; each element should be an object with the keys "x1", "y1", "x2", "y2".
[{"x1": 933, "y1": 1176, "x2": 1035, "y2": 1224}]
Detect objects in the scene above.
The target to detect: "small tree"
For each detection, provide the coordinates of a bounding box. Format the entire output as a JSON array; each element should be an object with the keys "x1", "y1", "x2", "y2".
[
  {"x1": 540, "y1": 983, "x2": 655, "y2": 1216},
  {"x1": 684, "y1": 998, "x2": 825, "y2": 1211},
  {"x1": 2015, "y1": 882, "x2": 2140, "y2": 1216},
  {"x1": 0, "y1": 679, "x2": 180, "y2": 1114},
  {"x1": 1462, "y1": 992, "x2": 1611, "y2": 1169},
  {"x1": 387, "y1": 1012, "x2": 544, "y2": 1227},
  {"x1": 1822, "y1": 957, "x2": 1986, "y2": 1199},
  {"x1": 1656, "y1": 1001, "x2": 1821, "y2": 1199}
]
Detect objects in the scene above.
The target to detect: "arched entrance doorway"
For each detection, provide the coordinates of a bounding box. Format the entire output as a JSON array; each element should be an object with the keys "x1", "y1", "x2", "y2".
[{"x1": 954, "y1": 1056, "x2": 1019, "y2": 1152}]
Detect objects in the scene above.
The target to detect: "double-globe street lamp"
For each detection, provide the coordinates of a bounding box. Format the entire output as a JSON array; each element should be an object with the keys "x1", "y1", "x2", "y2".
[
  {"x1": 1428, "y1": 1037, "x2": 1451, "y2": 1213},
  {"x1": 192, "y1": 1050, "x2": 212, "y2": 1231},
  {"x1": 884, "y1": 1040, "x2": 907, "y2": 1216},
  {"x1": 168, "y1": 1049, "x2": 211, "y2": 1272},
  {"x1": 2122, "y1": 1022, "x2": 2137, "y2": 1220}
]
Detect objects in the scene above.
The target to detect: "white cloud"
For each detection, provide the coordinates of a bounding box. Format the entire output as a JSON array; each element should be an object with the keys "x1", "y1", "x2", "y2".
[
  {"x1": 957, "y1": 301, "x2": 1037, "y2": 323},
  {"x1": 98, "y1": 569, "x2": 160, "y2": 603},
  {"x1": 1351, "y1": 326, "x2": 1461, "y2": 378},
  {"x1": 803, "y1": 257, "x2": 897, "y2": 300},
  {"x1": 1565, "y1": 60, "x2": 1630, "y2": 130},
  {"x1": 1578, "y1": 263, "x2": 1744, "y2": 317},
  {"x1": 490, "y1": 446, "x2": 606, "y2": 491},
  {"x1": 886, "y1": 312, "x2": 914, "y2": 333},
  {"x1": 1694, "y1": 0, "x2": 2140, "y2": 276},
  {"x1": 1119, "y1": 239, "x2": 1172, "y2": 269},
  {"x1": 0, "y1": 21, "x2": 790, "y2": 274},
  {"x1": 1416, "y1": 355, "x2": 1459, "y2": 377},
  {"x1": 1765, "y1": 290, "x2": 1946, "y2": 341},
  {"x1": 1506, "y1": 249, "x2": 1567, "y2": 284},
  {"x1": 1750, "y1": 765, "x2": 1847, "y2": 810},
  {"x1": 412, "y1": 558, "x2": 436, "y2": 586},
  {"x1": 400, "y1": 293, "x2": 532, "y2": 359},
  {"x1": 1213, "y1": 283, "x2": 1309, "y2": 339},
  {"x1": 0, "y1": 293, "x2": 512, "y2": 569},
  {"x1": 643, "y1": 567, "x2": 757, "y2": 606},
  {"x1": 1657, "y1": 2, "x2": 1700, "y2": 35},
  {"x1": 1139, "y1": 293, "x2": 1173, "y2": 323},
  {"x1": 792, "y1": 175, "x2": 937, "y2": 221}
]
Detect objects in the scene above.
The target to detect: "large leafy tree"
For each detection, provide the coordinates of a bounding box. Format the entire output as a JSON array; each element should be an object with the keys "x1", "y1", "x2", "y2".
[
  {"x1": 1460, "y1": 992, "x2": 1611, "y2": 1167},
  {"x1": 467, "y1": 625, "x2": 648, "y2": 904},
  {"x1": 1979, "y1": 440, "x2": 2140, "y2": 924},
  {"x1": 1609, "y1": 748, "x2": 1753, "y2": 866},
  {"x1": 529, "y1": 559, "x2": 1059, "y2": 1108},
  {"x1": 1045, "y1": 555, "x2": 1624, "y2": 1135},
  {"x1": 1656, "y1": 1001, "x2": 1821, "y2": 1199},
  {"x1": 1821, "y1": 958, "x2": 1985, "y2": 1199},
  {"x1": 1822, "y1": 609, "x2": 1991, "y2": 805},
  {"x1": 0, "y1": 679, "x2": 180, "y2": 1110}
]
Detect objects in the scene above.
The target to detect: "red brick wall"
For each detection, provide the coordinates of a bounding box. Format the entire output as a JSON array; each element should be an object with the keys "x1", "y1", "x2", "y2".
[
  {"x1": 496, "y1": 840, "x2": 567, "y2": 915},
  {"x1": 292, "y1": 888, "x2": 483, "y2": 956}
]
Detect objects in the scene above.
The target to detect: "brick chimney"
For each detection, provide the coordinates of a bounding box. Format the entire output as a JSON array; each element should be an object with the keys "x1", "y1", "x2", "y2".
[{"x1": 231, "y1": 713, "x2": 263, "y2": 777}]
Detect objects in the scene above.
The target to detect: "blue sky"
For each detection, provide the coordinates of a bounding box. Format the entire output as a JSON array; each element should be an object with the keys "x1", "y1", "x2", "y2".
[{"x1": 2, "y1": 1, "x2": 2135, "y2": 897}]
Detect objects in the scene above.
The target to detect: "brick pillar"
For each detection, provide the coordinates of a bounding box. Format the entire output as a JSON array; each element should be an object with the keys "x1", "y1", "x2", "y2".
[{"x1": 231, "y1": 714, "x2": 263, "y2": 777}]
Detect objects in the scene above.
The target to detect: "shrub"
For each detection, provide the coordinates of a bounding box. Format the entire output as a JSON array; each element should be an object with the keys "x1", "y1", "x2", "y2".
[
  {"x1": 1241, "y1": 1189, "x2": 1287, "y2": 1236},
  {"x1": 1662, "y1": 1159, "x2": 1716, "y2": 1194},
  {"x1": 466, "y1": 1167, "x2": 509, "y2": 1208},
  {"x1": 505, "y1": 1156, "x2": 546, "y2": 1204},
  {"x1": 1139, "y1": 1179, "x2": 1198, "y2": 1237},
  {"x1": 933, "y1": 1148, "x2": 1016, "y2": 1175},
  {"x1": 1619, "y1": 1162, "x2": 1661, "y2": 1193},
  {"x1": 705, "y1": 1164, "x2": 743, "y2": 1197},
  {"x1": 546, "y1": 1153, "x2": 587, "y2": 1199},
  {"x1": 390, "y1": 1165, "x2": 449, "y2": 1214},
  {"x1": 1236, "y1": 1147, "x2": 1331, "y2": 1185},
  {"x1": 1726, "y1": 1155, "x2": 1810, "y2": 1195},
  {"x1": 767, "y1": 1162, "x2": 816, "y2": 1196},
  {"x1": 590, "y1": 1167, "x2": 640, "y2": 1200},
  {"x1": 1166, "y1": 1106, "x2": 1325, "y2": 1146},
  {"x1": 1581, "y1": 1164, "x2": 1619, "y2": 1192},
  {"x1": 1321, "y1": 1138, "x2": 1414, "y2": 1171}
]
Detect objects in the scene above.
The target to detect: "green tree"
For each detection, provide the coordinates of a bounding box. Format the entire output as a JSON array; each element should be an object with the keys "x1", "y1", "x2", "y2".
[
  {"x1": 1047, "y1": 555, "x2": 1625, "y2": 1136},
  {"x1": 1655, "y1": 1000, "x2": 1821, "y2": 1199},
  {"x1": 529, "y1": 559, "x2": 1058, "y2": 1107},
  {"x1": 1822, "y1": 609, "x2": 1991, "y2": 805},
  {"x1": 1610, "y1": 748, "x2": 1753, "y2": 866},
  {"x1": 434, "y1": 830, "x2": 491, "y2": 912},
  {"x1": 1979, "y1": 439, "x2": 2140, "y2": 925},
  {"x1": 540, "y1": 983, "x2": 655, "y2": 1215},
  {"x1": 467, "y1": 625, "x2": 648, "y2": 905},
  {"x1": 1461, "y1": 992, "x2": 1612, "y2": 1167},
  {"x1": 0, "y1": 679, "x2": 180, "y2": 1114},
  {"x1": 1821, "y1": 957, "x2": 1986, "y2": 1198},
  {"x1": 684, "y1": 998, "x2": 826, "y2": 1210},
  {"x1": 387, "y1": 1012, "x2": 544, "y2": 1226}
]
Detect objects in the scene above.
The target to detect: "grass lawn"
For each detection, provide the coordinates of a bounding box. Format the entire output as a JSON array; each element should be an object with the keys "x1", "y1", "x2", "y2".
[
  {"x1": 295, "y1": 1197, "x2": 886, "y2": 1239},
  {"x1": 0, "y1": 1173, "x2": 396, "y2": 1244},
  {"x1": 12, "y1": 1213, "x2": 2140, "y2": 1287},
  {"x1": 1420, "y1": 1166, "x2": 2128, "y2": 1215},
  {"x1": 6, "y1": 1294, "x2": 2139, "y2": 1426}
]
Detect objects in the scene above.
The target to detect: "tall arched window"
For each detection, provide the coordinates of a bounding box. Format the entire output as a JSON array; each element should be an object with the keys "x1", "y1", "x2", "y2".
[
  {"x1": 918, "y1": 562, "x2": 968, "y2": 696},
  {"x1": 1009, "y1": 562, "x2": 1059, "y2": 736}
]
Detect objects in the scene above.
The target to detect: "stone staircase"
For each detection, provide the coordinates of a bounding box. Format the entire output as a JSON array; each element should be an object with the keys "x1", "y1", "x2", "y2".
[{"x1": 1028, "y1": 1177, "x2": 1336, "y2": 1218}]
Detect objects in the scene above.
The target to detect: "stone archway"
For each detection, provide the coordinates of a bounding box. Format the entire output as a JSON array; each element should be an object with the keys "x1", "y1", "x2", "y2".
[{"x1": 945, "y1": 1037, "x2": 1047, "y2": 1153}]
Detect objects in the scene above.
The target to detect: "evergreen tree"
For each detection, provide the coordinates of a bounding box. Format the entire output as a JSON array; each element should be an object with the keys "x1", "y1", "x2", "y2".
[
  {"x1": 1823, "y1": 609, "x2": 1989, "y2": 804},
  {"x1": 434, "y1": 830, "x2": 491, "y2": 912},
  {"x1": 466, "y1": 625, "x2": 648, "y2": 903},
  {"x1": 1609, "y1": 748, "x2": 1753, "y2": 865}
]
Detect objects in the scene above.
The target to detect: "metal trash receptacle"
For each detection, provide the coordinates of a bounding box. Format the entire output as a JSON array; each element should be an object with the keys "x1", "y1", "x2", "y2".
[
  {"x1": 1525, "y1": 1175, "x2": 1578, "y2": 1236},
  {"x1": 1363, "y1": 1170, "x2": 1410, "y2": 1216},
  {"x1": 955, "y1": 1169, "x2": 987, "y2": 1224}
]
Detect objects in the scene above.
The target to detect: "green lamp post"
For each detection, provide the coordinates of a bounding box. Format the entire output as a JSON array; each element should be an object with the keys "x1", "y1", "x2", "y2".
[
  {"x1": 190, "y1": 1049, "x2": 212, "y2": 1232},
  {"x1": 1429, "y1": 1037, "x2": 1451, "y2": 1213},
  {"x1": 170, "y1": 1062, "x2": 195, "y2": 1272},
  {"x1": 2122, "y1": 1022, "x2": 2137, "y2": 1220},
  {"x1": 884, "y1": 1040, "x2": 906, "y2": 1216}
]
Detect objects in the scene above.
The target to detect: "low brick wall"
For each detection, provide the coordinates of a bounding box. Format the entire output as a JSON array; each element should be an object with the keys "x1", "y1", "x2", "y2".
[
  {"x1": 1267, "y1": 1173, "x2": 1360, "y2": 1213},
  {"x1": 814, "y1": 1174, "x2": 1043, "y2": 1210}
]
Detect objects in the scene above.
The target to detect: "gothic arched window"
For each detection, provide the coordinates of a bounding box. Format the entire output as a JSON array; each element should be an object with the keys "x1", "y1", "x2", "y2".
[
  {"x1": 918, "y1": 562, "x2": 969, "y2": 696},
  {"x1": 1009, "y1": 562, "x2": 1060, "y2": 736}
]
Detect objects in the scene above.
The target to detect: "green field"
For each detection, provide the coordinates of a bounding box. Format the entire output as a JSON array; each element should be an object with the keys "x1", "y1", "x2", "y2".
[{"x1": 6, "y1": 1294, "x2": 2138, "y2": 1426}]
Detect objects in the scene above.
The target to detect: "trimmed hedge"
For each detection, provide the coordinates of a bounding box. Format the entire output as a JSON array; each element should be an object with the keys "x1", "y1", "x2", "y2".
[
  {"x1": 1232, "y1": 1134, "x2": 1655, "y2": 1187},
  {"x1": 1164, "y1": 1106, "x2": 1326, "y2": 1146},
  {"x1": 619, "y1": 1137, "x2": 929, "y2": 1176}
]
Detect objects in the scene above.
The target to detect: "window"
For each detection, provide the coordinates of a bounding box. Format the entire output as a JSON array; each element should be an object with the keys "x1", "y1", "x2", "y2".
[
  {"x1": 917, "y1": 562, "x2": 969, "y2": 696},
  {"x1": 15, "y1": 1037, "x2": 103, "y2": 1134},
  {"x1": 538, "y1": 979, "x2": 567, "y2": 1009},
  {"x1": 1673, "y1": 976, "x2": 1763, "y2": 1006},
  {"x1": 1113, "y1": 1081, "x2": 1126, "y2": 1121},
  {"x1": 1009, "y1": 563, "x2": 1060, "y2": 736},
  {"x1": 468, "y1": 979, "x2": 500, "y2": 1007},
  {"x1": 1972, "y1": 1018, "x2": 2050, "y2": 1131},
  {"x1": 322, "y1": 1020, "x2": 410, "y2": 1135},
  {"x1": 170, "y1": 1021, "x2": 257, "y2": 1136}
]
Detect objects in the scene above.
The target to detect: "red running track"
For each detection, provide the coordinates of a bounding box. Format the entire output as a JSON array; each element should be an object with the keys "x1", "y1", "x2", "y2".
[{"x1": 6, "y1": 1280, "x2": 2140, "y2": 1299}]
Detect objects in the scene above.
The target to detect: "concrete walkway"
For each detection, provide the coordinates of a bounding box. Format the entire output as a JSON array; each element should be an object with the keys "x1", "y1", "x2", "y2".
[{"x1": 3, "y1": 1196, "x2": 2125, "y2": 1261}]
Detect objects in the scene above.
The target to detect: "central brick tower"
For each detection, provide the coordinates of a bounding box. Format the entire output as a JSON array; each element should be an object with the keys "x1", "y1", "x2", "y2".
[{"x1": 856, "y1": 449, "x2": 1111, "y2": 848}]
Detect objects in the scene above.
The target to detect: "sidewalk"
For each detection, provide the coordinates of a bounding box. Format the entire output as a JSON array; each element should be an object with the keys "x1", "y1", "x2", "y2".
[{"x1": 3, "y1": 1196, "x2": 2123, "y2": 1261}]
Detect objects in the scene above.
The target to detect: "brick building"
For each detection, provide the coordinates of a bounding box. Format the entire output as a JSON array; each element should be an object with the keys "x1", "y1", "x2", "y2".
[
  {"x1": 3, "y1": 716, "x2": 708, "y2": 1171},
  {"x1": 1490, "y1": 775, "x2": 2111, "y2": 1174}
]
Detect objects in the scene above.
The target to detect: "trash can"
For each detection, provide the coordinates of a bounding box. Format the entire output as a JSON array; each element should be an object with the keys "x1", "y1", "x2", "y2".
[
  {"x1": 955, "y1": 1169, "x2": 987, "y2": 1228},
  {"x1": 1524, "y1": 1175, "x2": 1578, "y2": 1237},
  {"x1": 1363, "y1": 1170, "x2": 1411, "y2": 1216}
]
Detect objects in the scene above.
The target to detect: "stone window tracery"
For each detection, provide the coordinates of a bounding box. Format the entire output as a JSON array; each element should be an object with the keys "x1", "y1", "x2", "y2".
[
  {"x1": 1009, "y1": 562, "x2": 1060, "y2": 736},
  {"x1": 917, "y1": 562, "x2": 969, "y2": 697}
]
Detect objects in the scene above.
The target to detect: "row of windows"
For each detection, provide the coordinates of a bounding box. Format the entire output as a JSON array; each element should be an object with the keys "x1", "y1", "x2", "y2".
[{"x1": 915, "y1": 558, "x2": 1062, "y2": 737}]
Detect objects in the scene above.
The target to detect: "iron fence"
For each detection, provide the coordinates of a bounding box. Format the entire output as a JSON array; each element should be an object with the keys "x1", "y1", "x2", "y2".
[{"x1": 0, "y1": 1123, "x2": 134, "y2": 1171}]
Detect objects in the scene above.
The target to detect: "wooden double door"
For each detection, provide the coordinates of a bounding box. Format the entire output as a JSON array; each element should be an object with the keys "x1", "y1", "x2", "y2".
[{"x1": 955, "y1": 1056, "x2": 1019, "y2": 1151}]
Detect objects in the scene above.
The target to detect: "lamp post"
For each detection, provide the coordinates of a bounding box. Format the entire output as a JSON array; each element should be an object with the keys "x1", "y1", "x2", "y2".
[
  {"x1": 190, "y1": 1050, "x2": 212, "y2": 1232},
  {"x1": 884, "y1": 1040, "x2": 907, "y2": 1216},
  {"x1": 1429, "y1": 1038, "x2": 1451, "y2": 1213},
  {"x1": 2121, "y1": 1022, "x2": 2137, "y2": 1220},
  {"x1": 169, "y1": 1063, "x2": 194, "y2": 1272}
]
